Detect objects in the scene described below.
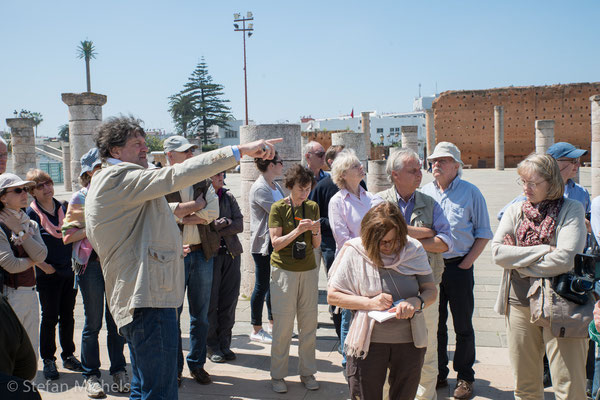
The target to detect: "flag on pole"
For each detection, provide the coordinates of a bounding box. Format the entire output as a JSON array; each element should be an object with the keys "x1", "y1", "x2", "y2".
[{"x1": 350, "y1": 108, "x2": 354, "y2": 118}]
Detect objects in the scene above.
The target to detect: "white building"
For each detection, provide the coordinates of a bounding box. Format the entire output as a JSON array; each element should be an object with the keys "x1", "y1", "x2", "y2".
[
  {"x1": 211, "y1": 120, "x2": 248, "y2": 147},
  {"x1": 301, "y1": 96, "x2": 436, "y2": 158}
]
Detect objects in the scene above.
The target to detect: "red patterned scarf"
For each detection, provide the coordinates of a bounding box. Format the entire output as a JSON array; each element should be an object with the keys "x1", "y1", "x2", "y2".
[{"x1": 515, "y1": 198, "x2": 563, "y2": 246}]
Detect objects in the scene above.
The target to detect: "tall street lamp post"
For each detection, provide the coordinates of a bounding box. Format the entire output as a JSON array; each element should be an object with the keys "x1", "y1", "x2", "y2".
[{"x1": 233, "y1": 12, "x2": 254, "y2": 125}]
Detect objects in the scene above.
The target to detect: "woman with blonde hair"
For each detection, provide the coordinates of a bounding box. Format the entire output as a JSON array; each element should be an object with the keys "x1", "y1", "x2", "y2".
[
  {"x1": 492, "y1": 153, "x2": 589, "y2": 399},
  {"x1": 328, "y1": 148, "x2": 382, "y2": 369},
  {"x1": 328, "y1": 202, "x2": 437, "y2": 399}
]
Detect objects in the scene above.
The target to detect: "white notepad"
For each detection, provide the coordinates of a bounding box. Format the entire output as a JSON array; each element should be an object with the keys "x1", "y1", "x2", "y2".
[{"x1": 368, "y1": 299, "x2": 403, "y2": 323}]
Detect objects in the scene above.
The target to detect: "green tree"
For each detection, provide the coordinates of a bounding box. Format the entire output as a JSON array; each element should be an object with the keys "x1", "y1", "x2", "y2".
[
  {"x1": 58, "y1": 124, "x2": 69, "y2": 142},
  {"x1": 77, "y1": 40, "x2": 97, "y2": 92},
  {"x1": 13, "y1": 109, "x2": 42, "y2": 137},
  {"x1": 170, "y1": 58, "x2": 232, "y2": 144},
  {"x1": 168, "y1": 93, "x2": 195, "y2": 137},
  {"x1": 145, "y1": 135, "x2": 164, "y2": 152}
]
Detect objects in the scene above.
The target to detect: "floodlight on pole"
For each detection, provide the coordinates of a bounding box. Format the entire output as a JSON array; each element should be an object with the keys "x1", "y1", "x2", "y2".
[{"x1": 233, "y1": 11, "x2": 254, "y2": 125}]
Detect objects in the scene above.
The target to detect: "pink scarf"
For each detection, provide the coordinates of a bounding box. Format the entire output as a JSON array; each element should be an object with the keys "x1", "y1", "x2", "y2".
[{"x1": 29, "y1": 200, "x2": 65, "y2": 239}]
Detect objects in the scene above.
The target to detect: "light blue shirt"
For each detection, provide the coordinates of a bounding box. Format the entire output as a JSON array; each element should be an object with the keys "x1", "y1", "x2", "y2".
[
  {"x1": 590, "y1": 196, "x2": 600, "y2": 247},
  {"x1": 421, "y1": 176, "x2": 493, "y2": 259},
  {"x1": 497, "y1": 179, "x2": 591, "y2": 221}
]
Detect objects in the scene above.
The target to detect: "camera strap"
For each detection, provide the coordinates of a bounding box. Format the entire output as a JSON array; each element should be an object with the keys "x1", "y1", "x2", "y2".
[{"x1": 290, "y1": 197, "x2": 307, "y2": 243}]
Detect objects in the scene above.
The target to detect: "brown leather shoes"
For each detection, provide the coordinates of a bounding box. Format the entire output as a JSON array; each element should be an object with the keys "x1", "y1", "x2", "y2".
[{"x1": 453, "y1": 379, "x2": 473, "y2": 399}]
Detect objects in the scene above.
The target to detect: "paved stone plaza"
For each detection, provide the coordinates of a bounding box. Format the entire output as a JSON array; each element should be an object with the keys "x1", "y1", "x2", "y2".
[{"x1": 31, "y1": 166, "x2": 582, "y2": 399}]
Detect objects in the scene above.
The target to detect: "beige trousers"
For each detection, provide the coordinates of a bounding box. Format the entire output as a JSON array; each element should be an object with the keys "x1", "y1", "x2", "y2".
[
  {"x1": 383, "y1": 285, "x2": 439, "y2": 400},
  {"x1": 507, "y1": 304, "x2": 588, "y2": 400},
  {"x1": 270, "y1": 266, "x2": 319, "y2": 379},
  {"x1": 5, "y1": 285, "x2": 40, "y2": 361}
]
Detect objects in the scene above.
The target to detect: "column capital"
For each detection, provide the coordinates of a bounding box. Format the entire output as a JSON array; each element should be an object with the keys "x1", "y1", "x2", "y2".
[
  {"x1": 535, "y1": 120, "x2": 555, "y2": 129},
  {"x1": 591, "y1": 94, "x2": 600, "y2": 102},
  {"x1": 5, "y1": 118, "x2": 35, "y2": 129},
  {"x1": 61, "y1": 92, "x2": 107, "y2": 107}
]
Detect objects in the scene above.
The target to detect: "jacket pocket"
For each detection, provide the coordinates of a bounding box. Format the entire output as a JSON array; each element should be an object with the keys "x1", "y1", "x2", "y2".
[{"x1": 148, "y1": 246, "x2": 177, "y2": 292}]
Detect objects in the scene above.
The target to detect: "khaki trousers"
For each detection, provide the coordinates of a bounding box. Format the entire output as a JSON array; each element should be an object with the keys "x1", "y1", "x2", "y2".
[
  {"x1": 270, "y1": 266, "x2": 318, "y2": 379},
  {"x1": 383, "y1": 285, "x2": 439, "y2": 400},
  {"x1": 507, "y1": 304, "x2": 588, "y2": 400},
  {"x1": 5, "y1": 286, "x2": 40, "y2": 361}
]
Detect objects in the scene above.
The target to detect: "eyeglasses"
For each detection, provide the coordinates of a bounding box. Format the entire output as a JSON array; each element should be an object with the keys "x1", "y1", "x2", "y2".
[
  {"x1": 6, "y1": 187, "x2": 28, "y2": 194},
  {"x1": 271, "y1": 160, "x2": 283, "y2": 165},
  {"x1": 556, "y1": 158, "x2": 580, "y2": 165},
  {"x1": 310, "y1": 152, "x2": 325, "y2": 158},
  {"x1": 516, "y1": 178, "x2": 546, "y2": 189},
  {"x1": 33, "y1": 180, "x2": 54, "y2": 190},
  {"x1": 182, "y1": 148, "x2": 195, "y2": 154}
]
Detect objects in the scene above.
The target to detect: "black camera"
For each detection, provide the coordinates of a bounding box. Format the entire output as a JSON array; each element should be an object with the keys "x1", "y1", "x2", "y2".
[
  {"x1": 292, "y1": 241, "x2": 306, "y2": 260},
  {"x1": 553, "y1": 252, "x2": 600, "y2": 305}
]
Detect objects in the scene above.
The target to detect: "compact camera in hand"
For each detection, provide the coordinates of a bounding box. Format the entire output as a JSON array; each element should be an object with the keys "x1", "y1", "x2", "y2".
[
  {"x1": 553, "y1": 253, "x2": 600, "y2": 305},
  {"x1": 293, "y1": 241, "x2": 306, "y2": 260}
]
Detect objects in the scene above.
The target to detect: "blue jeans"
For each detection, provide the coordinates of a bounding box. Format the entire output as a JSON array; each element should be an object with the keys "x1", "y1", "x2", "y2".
[
  {"x1": 250, "y1": 253, "x2": 273, "y2": 326},
  {"x1": 78, "y1": 260, "x2": 126, "y2": 378},
  {"x1": 177, "y1": 248, "x2": 213, "y2": 372},
  {"x1": 120, "y1": 308, "x2": 178, "y2": 400},
  {"x1": 340, "y1": 308, "x2": 352, "y2": 368}
]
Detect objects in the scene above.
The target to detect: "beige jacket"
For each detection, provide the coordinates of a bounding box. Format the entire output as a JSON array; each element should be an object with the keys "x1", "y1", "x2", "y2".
[
  {"x1": 492, "y1": 198, "x2": 586, "y2": 315},
  {"x1": 85, "y1": 147, "x2": 238, "y2": 329}
]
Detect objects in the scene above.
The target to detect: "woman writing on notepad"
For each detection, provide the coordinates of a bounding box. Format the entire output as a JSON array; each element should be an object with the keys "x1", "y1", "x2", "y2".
[{"x1": 327, "y1": 202, "x2": 437, "y2": 400}]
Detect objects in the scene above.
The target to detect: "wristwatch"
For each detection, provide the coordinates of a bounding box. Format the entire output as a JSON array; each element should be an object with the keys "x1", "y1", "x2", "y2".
[
  {"x1": 416, "y1": 295, "x2": 425, "y2": 311},
  {"x1": 17, "y1": 230, "x2": 25, "y2": 239}
]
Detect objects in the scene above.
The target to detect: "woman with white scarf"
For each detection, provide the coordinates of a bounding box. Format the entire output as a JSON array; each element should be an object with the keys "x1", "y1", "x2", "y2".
[
  {"x1": 0, "y1": 173, "x2": 47, "y2": 361},
  {"x1": 328, "y1": 202, "x2": 437, "y2": 400}
]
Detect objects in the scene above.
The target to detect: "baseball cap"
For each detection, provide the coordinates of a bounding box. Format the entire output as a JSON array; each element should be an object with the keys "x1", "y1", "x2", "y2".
[
  {"x1": 0, "y1": 173, "x2": 34, "y2": 191},
  {"x1": 546, "y1": 142, "x2": 587, "y2": 160},
  {"x1": 80, "y1": 148, "x2": 102, "y2": 177},
  {"x1": 163, "y1": 136, "x2": 198, "y2": 153},
  {"x1": 427, "y1": 142, "x2": 463, "y2": 165}
]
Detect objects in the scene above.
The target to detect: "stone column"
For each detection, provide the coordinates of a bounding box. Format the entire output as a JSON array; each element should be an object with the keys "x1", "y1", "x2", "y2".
[
  {"x1": 62, "y1": 142, "x2": 72, "y2": 191},
  {"x1": 535, "y1": 120, "x2": 555, "y2": 155},
  {"x1": 332, "y1": 130, "x2": 368, "y2": 187},
  {"x1": 6, "y1": 118, "x2": 36, "y2": 177},
  {"x1": 239, "y1": 124, "x2": 301, "y2": 298},
  {"x1": 61, "y1": 92, "x2": 107, "y2": 190},
  {"x1": 361, "y1": 112, "x2": 371, "y2": 162},
  {"x1": 368, "y1": 160, "x2": 390, "y2": 194},
  {"x1": 425, "y1": 109, "x2": 435, "y2": 160},
  {"x1": 401, "y1": 126, "x2": 419, "y2": 154},
  {"x1": 591, "y1": 95, "x2": 600, "y2": 199},
  {"x1": 494, "y1": 106, "x2": 505, "y2": 170}
]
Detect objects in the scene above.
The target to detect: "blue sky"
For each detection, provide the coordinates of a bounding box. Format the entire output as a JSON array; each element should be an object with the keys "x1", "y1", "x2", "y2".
[{"x1": 1, "y1": 0, "x2": 598, "y2": 137}]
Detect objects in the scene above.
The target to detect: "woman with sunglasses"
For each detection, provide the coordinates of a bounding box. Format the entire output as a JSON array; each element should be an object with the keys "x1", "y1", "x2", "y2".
[
  {"x1": 0, "y1": 173, "x2": 47, "y2": 362},
  {"x1": 328, "y1": 202, "x2": 436, "y2": 400},
  {"x1": 248, "y1": 152, "x2": 284, "y2": 343},
  {"x1": 25, "y1": 169, "x2": 83, "y2": 380}
]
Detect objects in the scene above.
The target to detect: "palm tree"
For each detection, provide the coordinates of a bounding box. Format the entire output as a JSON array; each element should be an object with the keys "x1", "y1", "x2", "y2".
[
  {"x1": 77, "y1": 40, "x2": 97, "y2": 92},
  {"x1": 58, "y1": 124, "x2": 69, "y2": 142}
]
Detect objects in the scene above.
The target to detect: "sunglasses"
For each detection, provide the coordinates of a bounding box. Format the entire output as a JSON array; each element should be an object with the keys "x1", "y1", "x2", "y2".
[
  {"x1": 6, "y1": 187, "x2": 28, "y2": 194},
  {"x1": 271, "y1": 159, "x2": 283, "y2": 165},
  {"x1": 33, "y1": 180, "x2": 54, "y2": 190},
  {"x1": 310, "y1": 152, "x2": 325, "y2": 158}
]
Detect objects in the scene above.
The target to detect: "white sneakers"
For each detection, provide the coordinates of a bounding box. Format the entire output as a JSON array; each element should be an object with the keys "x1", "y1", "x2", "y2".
[
  {"x1": 85, "y1": 376, "x2": 105, "y2": 398},
  {"x1": 250, "y1": 328, "x2": 272, "y2": 344}
]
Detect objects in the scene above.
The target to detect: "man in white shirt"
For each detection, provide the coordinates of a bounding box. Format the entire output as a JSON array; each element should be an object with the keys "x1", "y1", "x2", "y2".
[{"x1": 163, "y1": 136, "x2": 220, "y2": 386}]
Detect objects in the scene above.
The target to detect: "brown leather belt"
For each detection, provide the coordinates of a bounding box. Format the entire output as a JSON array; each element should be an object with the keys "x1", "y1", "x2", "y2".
[{"x1": 188, "y1": 244, "x2": 203, "y2": 252}]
